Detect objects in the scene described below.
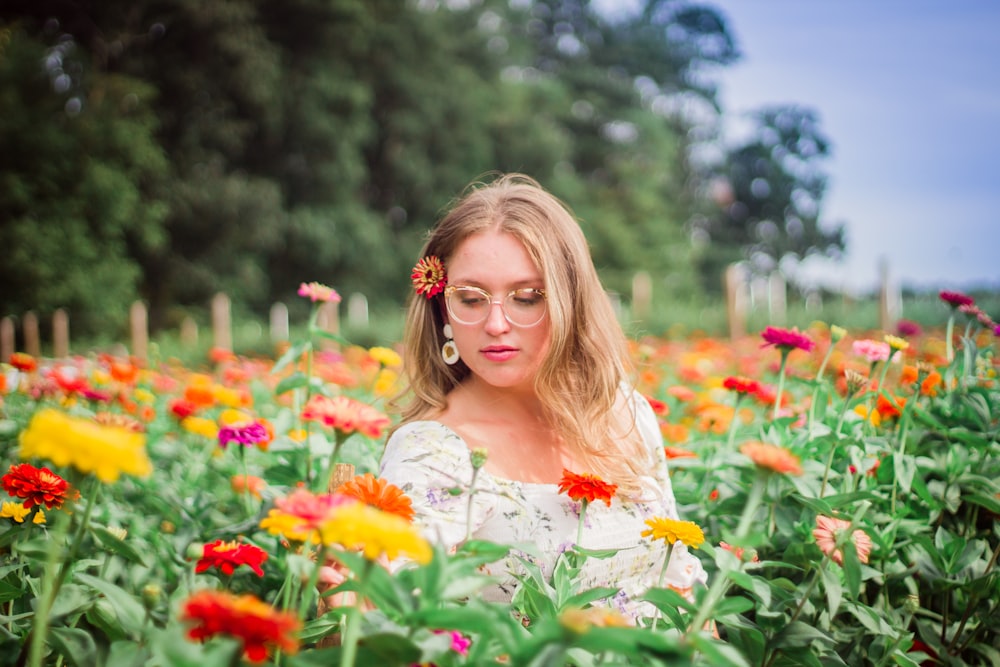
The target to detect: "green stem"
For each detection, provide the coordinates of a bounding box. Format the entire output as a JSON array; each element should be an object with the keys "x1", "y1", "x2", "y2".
[
  {"x1": 650, "y1": 542, "x2": 674, "y2": 632},
  {"x1": 298, "y1": 545, "x2": 329, "y2": 621},
  {"x1": 465, "y1": 468, "x2": 481, "y2": 543},
  {"x1": 950, "y1": 539, "x2": 1000, "y2": 652},
  {"x1": 339, "y1": 559, "x2": 372, "y2": 667},
  {"x1": 819, "y1": 441, "x2": 838, "y2": 498},
  {"x1": 807, "y1": 340, "x2": 836, "y2": 431},
  {"x1": 945, "y1": 314, "x2": 955, "y2": 363},
  {"x1": 576, "y1": 499, "x2": 589, "y2": 547},
  {"x1": 772, "y1": 353, "x2": 789, "y2": 422},
  {"x1": 734, "y1": 470, "x2": 768, "y2": 539},
  {"x1": 725, "y1": 395, "x2": 742, "y2": 450}
]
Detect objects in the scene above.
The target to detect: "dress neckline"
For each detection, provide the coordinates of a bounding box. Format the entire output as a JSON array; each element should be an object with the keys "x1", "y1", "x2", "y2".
[{"x1": 411, "y1": 420, "x2": 562, "y2": 490}]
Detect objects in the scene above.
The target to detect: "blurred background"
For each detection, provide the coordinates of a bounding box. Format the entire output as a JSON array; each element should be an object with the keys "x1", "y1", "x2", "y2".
[{"x1": 1, "y1": 0, "x2": 996, "y2": 353}]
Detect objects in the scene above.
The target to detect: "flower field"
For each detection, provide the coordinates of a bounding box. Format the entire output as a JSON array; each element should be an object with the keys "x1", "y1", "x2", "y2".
[{"x1": 1, "y1": 291, "x2": 998, "y2": 666}]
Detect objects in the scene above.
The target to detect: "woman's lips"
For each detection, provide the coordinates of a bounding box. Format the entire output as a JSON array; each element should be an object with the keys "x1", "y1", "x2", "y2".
[{"x1": 481, "y1": 346, "x2": 518, "y2": 362}]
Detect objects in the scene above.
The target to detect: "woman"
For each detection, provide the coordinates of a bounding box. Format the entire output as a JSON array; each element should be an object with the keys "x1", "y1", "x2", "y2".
[{"x1": 380, "y1": 173, "x2": 704, "y2": 621}]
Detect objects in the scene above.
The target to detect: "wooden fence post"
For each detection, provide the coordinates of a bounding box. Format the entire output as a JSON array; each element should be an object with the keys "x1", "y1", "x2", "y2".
[
  {"x1": 23, "y1": 312, "x2": 40, "y2": 357},
  {"x1": 1, "y1": 317, "x2": 14, "y2": 362},
  {"x1": 631, "y1": 271, "x2": 652, "y2": 321},
  {"x1": 269, "y1": 302, "x2": 289, "y2": 343},
  {"x1": 724, "y1": 264, "x2": 748, "y2": 340},
  {"x1": 52, "y1": 309, "x2": 69, "y2": 358},
  {"x1": 180, "y1": 316, "x2": 199, "y2": 348},
  {"x1": 211, "y1": 292, "x2": 232, "y2": 351},
  {"x1": 317, "y1": 301, "x2": 340, "y2": 351},
  {"x1": 130, "y1": 301, "x2": 149, "y2": 362},
  {"x1": 768, "y1": 272, "x2": 786, "y2": 325},
  {"x1": 347, "y1": 293, "x2": 369, "y2": 329}
]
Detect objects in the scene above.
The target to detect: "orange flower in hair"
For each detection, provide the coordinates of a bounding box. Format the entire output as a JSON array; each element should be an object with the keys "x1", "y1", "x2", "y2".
[
  {"x1": 558, "y1": 469, "x2": 618, "y2": 507},
  {"x1": 411, "y1": 255, "x2": 447, "y2": 298},
  {"x1": 335, "y1": 472, "x2": 415, "y2": 523}
]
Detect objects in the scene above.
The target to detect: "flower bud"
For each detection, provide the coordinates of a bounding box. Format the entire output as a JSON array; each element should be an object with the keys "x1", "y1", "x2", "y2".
[{"x1": 470, "y1": 448, "x2": 488, "y2": 470}]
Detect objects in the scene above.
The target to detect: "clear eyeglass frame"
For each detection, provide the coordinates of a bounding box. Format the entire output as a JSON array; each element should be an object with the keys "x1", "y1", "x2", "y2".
[{"x1": 444, "y1": 285, "x2": 548, "y2": 328}]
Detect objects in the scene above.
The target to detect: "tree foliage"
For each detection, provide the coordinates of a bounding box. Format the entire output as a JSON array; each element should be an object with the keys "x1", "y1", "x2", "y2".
[{"x1": 0, "y1": 1, "x2": 844, "y2": 336}]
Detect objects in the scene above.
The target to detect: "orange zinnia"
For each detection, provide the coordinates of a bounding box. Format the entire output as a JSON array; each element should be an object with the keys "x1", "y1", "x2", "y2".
[
  {"x1": 663, "y1": 445, "x2": 697, "y2": 460},
  {"x1": 739, "y1": 441, "x2": 803, "y2": 476},
  {"x1": 557, "y1": 470, "x2": 617, "y2": 507},
  {"x1": 180, "y1": 590, "x2": 300, "y2": 662},
  {"x1": 335, "y1": 472, "x2": 415, "y2": 522}
]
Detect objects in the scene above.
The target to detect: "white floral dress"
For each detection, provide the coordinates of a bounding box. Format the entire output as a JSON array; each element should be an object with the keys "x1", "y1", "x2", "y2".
[{"x1": 379, "y1": 390, "x2": 706, "y2": 621}]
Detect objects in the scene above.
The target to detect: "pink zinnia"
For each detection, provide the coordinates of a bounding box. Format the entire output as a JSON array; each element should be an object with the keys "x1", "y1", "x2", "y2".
[
  {"x1": 218, "y1": 422, "x2": 270, "y2": 448},
  {"x1": 301, "y1": 395, "x2": 390, "y2": 439},
  {"x1": 939, "y1": 290, "x2": 974, "y2": 309},
  {"x1": 760, "y1": 326, "x2": 814, "y2": 353},
  {"x1": 852, "y1": 339, "x2": 890, "y2": 363},
  {"x1": 813, "y1": 515, "x2": 872, "y2": 565},
  {"x1": 297, "y1": 282, "x2": 341, "y2": 303}
]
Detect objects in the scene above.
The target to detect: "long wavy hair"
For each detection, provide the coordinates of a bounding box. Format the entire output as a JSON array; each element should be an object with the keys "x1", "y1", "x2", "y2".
[{"x1": 396, "y1": 173, "x2": 652, "y2": 495}]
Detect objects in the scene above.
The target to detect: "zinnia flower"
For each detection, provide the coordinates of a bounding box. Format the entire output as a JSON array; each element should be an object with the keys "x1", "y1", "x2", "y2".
[
  {"x1": 18, "y1": 409, "x2": 152, "y2": 483},
  {"x1": 218, "y1": 421, "x2": 269, "y2": 449},
  {"x1": 760, "y1": 326, "x2": 815, "y2": 353},
  {"x1": 663, "y1": 445, "x2": 697, "y2": 460},
  {"x1": 723, "y1": 376, "x2": 761, "y2": 394},
  {"x1": 297, "y1": 281, "x2": 342, "y2": 303},
  {"x1": 9, "y1": 353, "x2": 37, "y2": 372},
  {"x1": 557, "y1": 470, "x2": 618, "y2": 507},
  {"x1": 180, "y1": 590, "x2": 300, "y2": 663},
  {"x1": 719, "y1": 541, "x2": 759, "y2": 563},
  {"x1": 883, "y1": 334, "x2": 909, "y2": 353},
  {"x1": 939, "y1": 290, "x2": 974, "y2": 309},
  {"x1": 195, "y1": 539, "x2": 269, "y2": 577},
  {"x1": 368, "y1": 346, "x2": 402, "y2": 368},
  {"x1": 335, "y1": 472, "x2": 415, "y2": 522},
  {"x1": 259, "y1": 489, "x2": 354, "y2": 544},
  {"x1": 843, "y1": 369, "x2": 868, "y2": 395},
  {"x1": 559, "y1": 607, "x2": 631, "y2": 633},
  {"x1": 318, "y1": 501, "x2": 432, "y2": 562},
  {"x1": 739, "y1": 441, "x2": 803, "y2": 476},
  {"x1": 301, "y1": 395, "x2": 390, "y2": 439},
  {"x1": 411, "y1": 255, "x2": 447, "y2": 298},
  {"x1": 1, "y1": 501, "x2": 32, "y2": 523},
  {"x1": 232, "y1": 474, "x2": 266, "y2": 499},
  {"x1": 853, "y1": 339, "x2": 890, "y2": 363},
  {"x1": 813, "y1": 515, "x2": 873, "y2": 565},
  {"x1": 641, "y1": 517, "x2": 705, "y2": 549},
  {"x1": 1, "y1": 463, "x2": 77, "y2": 509}
]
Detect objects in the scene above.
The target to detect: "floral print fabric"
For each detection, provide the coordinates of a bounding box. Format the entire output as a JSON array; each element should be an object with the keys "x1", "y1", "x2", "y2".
[{"x1": 379, "y1": 390, "x2": 706, "y2": 621}]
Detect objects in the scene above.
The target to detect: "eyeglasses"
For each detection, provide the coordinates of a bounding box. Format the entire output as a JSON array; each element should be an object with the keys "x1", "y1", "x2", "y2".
[{"x1": 444, "y1": 285, "x2": 548, "y2": 327}]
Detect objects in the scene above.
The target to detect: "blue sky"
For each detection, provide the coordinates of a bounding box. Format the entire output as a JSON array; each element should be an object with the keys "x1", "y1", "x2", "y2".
[
  {"x1": 707, "y1": 0, "x2": 1000, "y2": 294},
  {"x1": 594, "y1": 0, "x2": 1000, "y2": 293}
]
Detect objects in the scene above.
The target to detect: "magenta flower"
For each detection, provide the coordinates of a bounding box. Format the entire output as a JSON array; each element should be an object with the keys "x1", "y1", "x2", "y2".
[
  {"x1": 218, "y1": 422, "x2": 270, "y2": 448},
  {"x1": 895, "y1": 319, "x2": 922, "y2": 337},
  {"x1": 297, "y1": 282, "x2": 342, "y2": 303},
  {"x1": 939, "y1": 290, "x2": 974, "y2": 309},
  {"x1": 852, "y1": 339, "x2": 890, "y2": 364},
  {"x1": 760, "y1": 326, "x2": 815, "y2": 353}
]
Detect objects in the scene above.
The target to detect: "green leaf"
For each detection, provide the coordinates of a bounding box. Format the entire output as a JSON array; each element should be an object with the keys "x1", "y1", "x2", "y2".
[
  {"x1": 712, "y1": 596, "x2": 755, "y2": 618},
  {"x1": 91, "y1": 526, "x2": 148, "y2": 566},
  {"x1": 770, "y1": 620, "x2": 836, "y2": 649},
  {"x1": 820, "y1": 564, "x2": 843, "y2": 618},
  {"x1": 689, "y1": 632, "x2": 752, "y2": 666},
  {"x1": 74, "y1": 572, "x2": 146, "y2": 637},
  {"x1": 105, "y1": 640, "x2": 153, "y2": 667},
  {"x1": 892, "y1": 453, "x2": 917, "y2": 494},
  {"x1": 272, "y1": 341, "x2": 310, "y2": 374},
  {"x1": 360, "y1": 632, "x2": 422, "y2": 663},
  {"x1": 274, "y1": 371, "x2": 310, "y2": 396},
  {"x1": 563, "y1": 587, "x2": 620, "y2": 609},
  {"x1": 49, "y1": 626, "x2": 98, "y2": 667}
]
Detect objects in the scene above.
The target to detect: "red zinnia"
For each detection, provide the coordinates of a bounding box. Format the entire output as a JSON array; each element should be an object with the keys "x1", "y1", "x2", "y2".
[
  {"x1": 168, "y1": 398, "x2": 200, "y2": 420},
  {"x1": 180, "y1": 590, "x2": 300, "y2": 662},
  {"x1": 939, "y1": 290, "x2": 974, "y2": 309},
  {"x1": 9, "y1": 353, "x2": 37, "y2": 372},
  {"x1": 195, "y1": 539, "x2": 269, "y2": 577},
  {"x1": 760, "y1": 326, "x2": 815, "y2": 353},
  {"x1": 557, "y1": 469, "x2": 618, "y2": 507},
  {"x1": 411, "y1": 255, "x2": 447, "y2": 298},
  {"x1": 301, "y1": 395, "x2": 390, "y2": 439},
  {"x1": 1, "y1": 463, "x2": 77, "y2": 509},
  {"x1": 723, "y1": 375, "x2": 761, "y2": 395}
]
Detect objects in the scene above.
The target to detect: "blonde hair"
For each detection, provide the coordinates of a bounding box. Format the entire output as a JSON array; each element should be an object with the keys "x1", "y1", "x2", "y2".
[{"x1": 397, "y1": 173, "x2": 652, "y2": 495}]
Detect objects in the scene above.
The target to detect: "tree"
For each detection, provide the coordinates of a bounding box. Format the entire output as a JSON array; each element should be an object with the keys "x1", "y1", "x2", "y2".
[{"x1": 693, "y1": 105, "x2": 846, "y2": 292}]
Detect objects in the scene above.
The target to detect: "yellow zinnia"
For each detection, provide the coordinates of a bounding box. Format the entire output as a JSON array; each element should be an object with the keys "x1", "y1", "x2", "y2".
[
  {"x1": 181, "y1": 416, "x2": 219, "y2": 440},
  {"x1": 1, "y1": 501, "x2": 31, "y2": 523},
  {"x1": 368, "y1": 346, "x2": 402, "y2": 368},
  {"x1": 884, "y1": 335, "x2": 909, "y2": 353},
  {"x1": 19, "y1": 409, "x2": 152, "y2": 483},
  {"x1": 641, "y1": 517, "x2": 706, "y2": 549},
  {"x1": 318, "y1": 502, "x2": 432, "y2": 563}
]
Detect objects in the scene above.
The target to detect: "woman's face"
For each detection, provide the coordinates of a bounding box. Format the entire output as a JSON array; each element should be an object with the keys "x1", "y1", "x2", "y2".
[{"x1": 444, "y1": 228, "x2": 551, "y2": 394}]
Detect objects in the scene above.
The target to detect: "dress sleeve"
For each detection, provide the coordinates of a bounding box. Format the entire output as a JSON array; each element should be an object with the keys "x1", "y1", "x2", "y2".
[
  {"x1": 631, "y1": 389, "x2": 709, "y2": 593},
  {"x1": 379, "y1": 421, "x2": 495, "y2": 550}
]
